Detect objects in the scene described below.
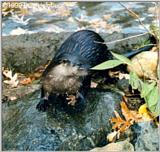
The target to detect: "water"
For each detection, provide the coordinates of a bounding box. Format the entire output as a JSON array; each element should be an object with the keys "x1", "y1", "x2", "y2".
[{"x1": 2, "y1": 2, "x2": 156, "y2": 36}]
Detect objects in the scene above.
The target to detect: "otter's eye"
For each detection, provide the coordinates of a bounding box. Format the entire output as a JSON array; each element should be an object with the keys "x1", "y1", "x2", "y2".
[
  {"x1": 61, "y1": 59, "x2": 68, "y2": 63},
  {"x1": 77, "y1": 63, "x2": 82, "y2": 67}
]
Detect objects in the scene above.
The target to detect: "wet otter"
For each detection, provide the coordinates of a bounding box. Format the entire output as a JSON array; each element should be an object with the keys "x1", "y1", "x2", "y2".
[
  {"x1": 36, "y1": 30, "x2": 154, "y2": 112},
  {"x1": 36, "y1": 30, "x2": 113, "y2": 112}
]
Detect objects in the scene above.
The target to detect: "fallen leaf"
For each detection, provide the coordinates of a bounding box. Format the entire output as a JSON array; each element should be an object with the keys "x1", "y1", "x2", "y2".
[
  {"x1": 138, "y1": 104, "x2": 153, "y2": 121},
  {"x1": 20, "y1": 77, "x2": 32, "y2": 85},
  {"x1": 151, "y1": 46, "x2": 158, "y2": 52},
  {"x1": 107, "y1": 131, "x2": 118, "y2": 142},
  {"x1": 3, "y1": 70, "x2": 19, "y2": 87},
  {"x1": 110, "y1": 111, "x2": 132, "y2": 132},
  {"x1": 121, "y1": 100, "x2": 142, "y2": 123},
  {"x1": 3, "y1": 70, "x2": 12, "y2": 79}
]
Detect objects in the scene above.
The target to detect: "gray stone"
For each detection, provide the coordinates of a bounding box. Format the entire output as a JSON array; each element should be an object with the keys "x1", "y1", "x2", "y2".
[{"x1": 2, "y1": 32, "x2": 151, "y2": 73}]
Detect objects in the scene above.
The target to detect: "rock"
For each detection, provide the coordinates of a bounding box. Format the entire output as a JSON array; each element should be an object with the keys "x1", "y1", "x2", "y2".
[
  {"x1": 2, "y1": 83, "x2": 41, "y2": 102},
  {"x1": 90, "y1": 140, "x2": 134, "y2": 151},
  {"x1": 131, "y1": 122, "x2": 159, "y2": 151},
  {"x1": 116, "y1": 79, "x2": 131, "y2": 95},
  {"x1": 2, "y1": 89, "x2": 122, "y2": 151},
  {"x1": 2, "y1": 32, "x2": 152, "y2": 73},
  {"x1": 2, "y1": 32, "x2": 70, "y2": 73}
]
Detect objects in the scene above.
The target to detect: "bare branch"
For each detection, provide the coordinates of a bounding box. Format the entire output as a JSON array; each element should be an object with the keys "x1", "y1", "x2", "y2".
[
  {"x1": 119, "y1": 2, "x2": 153, "y2": 36},
  {"x1": 94, "y1": 32, "x2": 150, "y2": 45}
]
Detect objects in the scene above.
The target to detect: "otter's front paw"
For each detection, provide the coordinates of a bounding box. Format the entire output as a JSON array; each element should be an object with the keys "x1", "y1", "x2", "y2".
[{"x1": 36, "y1": 99, "x2": 50, "y2": 112}]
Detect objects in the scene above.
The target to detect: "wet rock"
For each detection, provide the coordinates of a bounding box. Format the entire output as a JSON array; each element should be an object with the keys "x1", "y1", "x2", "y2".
[
  {"x1": 116, "y1": 78, "x2": 131, "y2": 95},
  {"x1": 2, "y1": 83, "x2": 41, "y2": 102},
  {"x1": 131, "y1": 122, "x2": 159, "y2": 151},
  {"x1": 91, "y1": 140, "x2": 134, "y2": 151},
  {"x1": 2, "y1": 89, "x2": 122, "y2": 151},
  {"x1": 101, "y1": 32, "x2": 152, "y2": 54},
  {"x1": 2, "y1": 32, "x2": 70, "y2": 73},
  {"x1": 2, "y1": 32, "x2": 151, "y2": 73}
]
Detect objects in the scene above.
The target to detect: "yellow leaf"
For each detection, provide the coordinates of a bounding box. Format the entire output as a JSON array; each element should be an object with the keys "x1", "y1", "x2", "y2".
[
  {"x1": 138, "y1": 104, "x2": 153, "y2": 121},
  {"x1": 138, "y1": 104, "x2": 148, "y2": 114}
]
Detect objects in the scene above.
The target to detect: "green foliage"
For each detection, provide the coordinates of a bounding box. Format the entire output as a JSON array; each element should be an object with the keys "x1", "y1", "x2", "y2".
[
  {"x1": 140, "y1": 81, "x2": 156, "y2": 98},
  {"x1": 91, "y1": 52, "x2": 159, "y2": 116},
  {"x1": 150, "y1": 24, "x2": 160, "y2": 41},
  {"x1": 134, "y1": 39, "x2": 151, "y2": 49},
  {"x1": 111, "y1": 52, "x2": 132, "y2": 65},
  {"x1": 145, "y1": 85, "x2": 159, "y2": 115},
  {"x1": 91, "y1": 60, "x2": 124, "y2": 70},
  {"x1": 129, "y1": 72, "x2": 142, "y2": 90},
  {"x1": 129, "y1": 72, "x2": 159, "y2": 116},
  {"x1": 91, "y1": 52, "x2": 132, "y2": 70}
]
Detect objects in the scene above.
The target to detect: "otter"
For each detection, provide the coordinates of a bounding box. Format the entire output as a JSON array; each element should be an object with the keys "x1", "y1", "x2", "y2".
[
  {"x1": 36, "y1": 30, "x2": 154, "y2": 112},
  {"x1": 36, "y1": 30, "x2": 112, "y2": 112}
]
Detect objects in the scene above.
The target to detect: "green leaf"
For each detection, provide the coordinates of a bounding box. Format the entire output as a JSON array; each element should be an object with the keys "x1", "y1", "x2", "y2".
[
  {"x1": 145, "y1": 85, "x2": 159, "y2": 116},
  {"x1": 129, "y1": 72, "x2": 142, "y2": 90},
  {"x1": 154, "y1": 97, "x2": 160, "y2": 116},
  {"x1": 91, "y1": 60, "x2": 124, "y2": 70},
  {"x1": 140, "y1": 81, "x2": 156, "y2": 98},
  {"x1": 111, "y1": 51, "x2": 132, "y2": 65}
]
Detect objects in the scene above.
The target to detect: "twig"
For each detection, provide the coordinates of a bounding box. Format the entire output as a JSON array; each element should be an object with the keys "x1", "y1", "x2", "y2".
[
  {"x1": 94, "y1": 32, "x2": 149, "y2": 45},
  {"x1": 155, "y1": 2, "x2": 160, "y2": 92},
  {"x1": 119, "y1": 2, "x2": 154, "y2": 36}
]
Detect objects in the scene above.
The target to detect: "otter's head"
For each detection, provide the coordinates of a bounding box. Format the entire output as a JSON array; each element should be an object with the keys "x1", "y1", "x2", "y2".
[{"x1": 43, "y1": 62, "x2": 88, "y2": 95}]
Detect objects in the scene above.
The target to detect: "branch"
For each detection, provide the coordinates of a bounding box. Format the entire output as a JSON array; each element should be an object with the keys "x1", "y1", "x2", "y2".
[
  {"x1": 119, "y1": 2, "x2": 154, "y2": 36},
  {"x1": 155, "y1": 2, "x2": 160, "y2": 92},
  {"x1": 94, "y1": 32, "x2": 150, "y2": 45}
]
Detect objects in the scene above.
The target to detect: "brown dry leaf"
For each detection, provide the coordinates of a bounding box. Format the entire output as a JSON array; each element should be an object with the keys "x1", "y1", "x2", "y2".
[
  {"x1": 29, "y1": 72, "x2": 42, "y2": 81},
  {"x1": 127, "y1": 51, "x2": 158, "y2": 79},
  {"x1": 3, "y1": 70, "x2": 19, "y2": 87},
  {"x1": 151, "y1": 46, "x2": 158, "y2": 52},
  {"x1": 20, "y1": 77, "x2": 32, "y2": 85},
  {"x1": 110, "y1": 111, "x2": 132, "y2": 133},
  {"x1": 107, "y1": 131, "x2": 119, "y2": 142},
  {"x1": 28, "y1": 64, "x2": 48, "y2": 81},
  {"x1": 121, "y1": 100, "x2": 142, "y2": 123}
]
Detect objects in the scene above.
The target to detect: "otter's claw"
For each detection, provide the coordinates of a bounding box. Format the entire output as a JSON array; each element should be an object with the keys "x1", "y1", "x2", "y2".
[{"x1": 66, "y1": 95, "x2": 77, "y2": 106}]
